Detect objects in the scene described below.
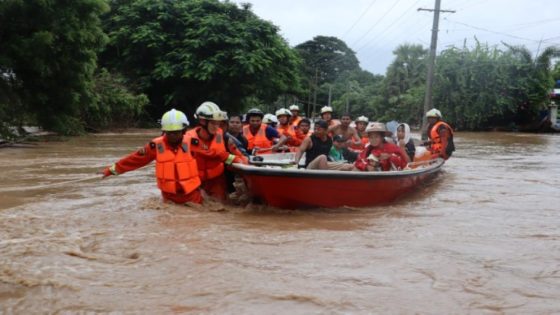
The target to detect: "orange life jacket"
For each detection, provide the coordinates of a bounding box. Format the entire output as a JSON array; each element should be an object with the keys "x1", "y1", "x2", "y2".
[
  {"x1": 187, "y1": 127, "x2": 227, "y2": 181},
  {"x1": 294, "y1": 130, "x2": 310, "y2": 144},
  {"x1": 429, "y1": 121, "x2": 454, "y2": 157},
  {"x1": 350, "y1": 134, "x2": 369, "y2": 151},
  {"x1": 243, "y1": 124, "x2": 273, "y2": 150},
  {"x1": 153, "y1": 136, "x2": 200, "y2": 195},
  {"x1": 277, "y1": 123, "x2": 296, "y2": 137},
  {"x1": 290, "y1": 116, "x2": 302, "y2": 128}
]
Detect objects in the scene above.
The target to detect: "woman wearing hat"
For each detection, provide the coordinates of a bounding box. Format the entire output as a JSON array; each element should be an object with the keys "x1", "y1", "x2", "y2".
[{"x1": 354, "y1": 122, "x2": 409, "y2": 172}]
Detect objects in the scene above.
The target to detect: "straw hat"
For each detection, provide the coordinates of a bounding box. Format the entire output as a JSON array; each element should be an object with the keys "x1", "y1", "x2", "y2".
[{"x1": 366, "y1": 122, "x2": 392, "y2": 136}]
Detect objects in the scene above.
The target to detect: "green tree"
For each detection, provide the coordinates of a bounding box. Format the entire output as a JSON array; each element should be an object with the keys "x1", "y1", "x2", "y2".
[
  {"x1": 86, "y1": 68, "x2": 150, "y2": 130},
  {"x1": 295, "y1": 36, "x2": 360, "y2": 86},
  {"x1": 101, "y1": 0, "x2": 301, "y2": 117},
  {"x1": 329, "y1": 70, "x2": 384, "y2": 118},
  {"x1": 503, "y1": 44, "x2": 560, "y2": 125},
  {"x1": 384, "y1": 44, "x2": 427, "y2": 96},
  {"x1": 433, "y1": 42, "x2": 515, "y2": 129},
  {"x1": 432, "y1": 41, "x2": 559, "y2": 129},
  {"x1": 380, "y1": 44, "x2": 427, "y2": 125},
  {"x1": 552, "y1": 62, "x2": 560, "y2": 81},
  {"x1": 0, "y1": 0, "x2": 109, "y2": 134}
]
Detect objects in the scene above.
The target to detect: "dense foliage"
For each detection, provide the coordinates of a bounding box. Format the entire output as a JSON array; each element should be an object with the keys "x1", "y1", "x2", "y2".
[
  {"x1": 87, "y1": 68, "x2": 150, "y2": 130},
  {"x1": 1, "y1": 0, "x2": 558, "y2": 138},
  {"x1": 433, "y1": 42, "x2": 559, "y2": 129},
  {"x1": 294, "y1": 36, "x2": 364, "y2": 116},
  {"x1": 0, "y1": 0, "x2": 109, "y2": 135},
  {"x1": 101, "y1": 0, "x2": 301, "y2": 118},
  {"x1": 377, "y1": 44, "x2": 428, "y2": 125}
]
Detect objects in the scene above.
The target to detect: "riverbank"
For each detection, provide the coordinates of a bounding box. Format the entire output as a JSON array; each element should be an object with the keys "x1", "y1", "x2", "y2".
[{"x1": 0, "y1": 126, "x2": 59, "y2": 148}]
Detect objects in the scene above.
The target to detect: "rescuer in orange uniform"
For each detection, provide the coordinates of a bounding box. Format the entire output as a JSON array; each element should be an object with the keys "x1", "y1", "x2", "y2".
[
  {"x1": 350, "y1": 115, "x2": 370, "y2": 151},
  {"x1": 289, "y1": 104, "x2": 302, "y2": 128},
  {"x1": 320, "y1": 106, "x2": 340, "y2": 128},
  {"x1": 425, "y1": 108, "x2": 455, "y2": 160},
  {"x1": 276, "y1": 108, "x2": 300, "y2": 147},
  {"x1": 101, "y1": 109, "x2": 202, "y2": 204},
  {"x1": 187, "y1": 102, "x2": 245, "y2": 201},
  {"x1": 293, "y1": 118, "x2": 312, "y2": 144},
  {"x1": 243, "y1": 108, "x2": 287, "y2": 154}
]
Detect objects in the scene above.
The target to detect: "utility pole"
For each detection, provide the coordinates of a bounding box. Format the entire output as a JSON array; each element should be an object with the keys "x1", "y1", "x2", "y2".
[
  {"x1": 345, "y1": 82, "x2": 350, "y2": 113},
  {"x1": 328, "y1": 84, "x2": 332, "y2": 107},
  {"x1": 312, "y1": 67, "x2": 318, "y2": 119},
  {"x1": 418, "y1": 0, "x2": 455, "y2": 139}
]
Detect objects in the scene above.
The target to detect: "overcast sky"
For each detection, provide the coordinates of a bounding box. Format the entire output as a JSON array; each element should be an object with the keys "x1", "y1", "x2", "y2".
[{"x1": 232, "y1": 0, "x2": 560, "y2": 74}]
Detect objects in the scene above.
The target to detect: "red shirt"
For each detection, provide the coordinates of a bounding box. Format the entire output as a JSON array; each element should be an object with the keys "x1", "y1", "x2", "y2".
[{"x1": 354, "y1": 142, "x2": 408, "y2": 171}]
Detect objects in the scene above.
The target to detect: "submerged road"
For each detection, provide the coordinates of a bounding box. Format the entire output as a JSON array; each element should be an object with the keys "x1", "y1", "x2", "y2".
[{"x1": 1, "y1": 130, "x2": 559, "y2": 314}]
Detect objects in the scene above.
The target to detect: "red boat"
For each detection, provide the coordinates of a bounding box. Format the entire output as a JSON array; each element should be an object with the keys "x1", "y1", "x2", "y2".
[{"x1": 233, "y1": 154, "x2": 445, "y2": 209}]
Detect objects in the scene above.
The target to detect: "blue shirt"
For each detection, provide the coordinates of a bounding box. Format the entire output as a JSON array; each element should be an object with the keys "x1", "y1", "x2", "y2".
[{"x1": 265, "y1": 125, "x2": 280, "y2": 140}]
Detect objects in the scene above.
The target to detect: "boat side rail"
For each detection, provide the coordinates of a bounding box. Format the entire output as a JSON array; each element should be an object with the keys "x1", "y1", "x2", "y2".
[{"x1": 233, "y1": 158, "x2": 444, "y2": 178}]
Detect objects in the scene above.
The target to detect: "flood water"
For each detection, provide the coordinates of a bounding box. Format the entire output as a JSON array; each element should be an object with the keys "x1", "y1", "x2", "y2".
[{"x1": 1, "y1": 130, "x2": 559, "y2": 314}]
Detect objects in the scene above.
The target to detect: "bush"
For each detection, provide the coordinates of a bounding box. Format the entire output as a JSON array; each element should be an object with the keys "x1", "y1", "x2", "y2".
[{"x1": 85, "y1": 68, "x2": 149, "y2": 130}]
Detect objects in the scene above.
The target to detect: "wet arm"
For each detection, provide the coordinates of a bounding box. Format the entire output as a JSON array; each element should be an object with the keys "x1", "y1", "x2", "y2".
[
  {"x1": 111, "y1": 143, "x2": 156, "y2": 175},
  {"x1": 294, "y1": 137, "x2": 311, "y2": 163},
  {"x1": 351, "y1": 128, "x2": 361, "y2": 146}
]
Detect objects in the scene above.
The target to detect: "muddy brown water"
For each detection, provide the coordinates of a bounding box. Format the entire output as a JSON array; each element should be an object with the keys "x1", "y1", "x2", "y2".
[{"x1": 1, "y1": 130, "x2": 559, "y2": 314}]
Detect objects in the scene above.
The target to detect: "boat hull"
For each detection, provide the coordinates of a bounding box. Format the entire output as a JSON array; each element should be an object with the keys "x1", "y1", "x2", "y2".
[{"x1": 233, "y1": 158, "x2": 444, "y2": 209}]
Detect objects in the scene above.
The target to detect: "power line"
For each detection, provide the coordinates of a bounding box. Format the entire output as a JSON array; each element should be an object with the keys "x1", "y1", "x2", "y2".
[
  {"x1": 444, "y1": 17, "x2": 543, "y2": 43},
  {"x1": 340, "y1": 0, "x2": 378, "y2": 40},
  {"x1": 365, "y1": 18, "x2": 433, "y2": 64},
  {"x1": 350, "y1": 0, "x2": 405, "y2": 48},
  {"x1": 503, "y1": 18, "x2": 560, "y2": 32},
  {"x1": 355, "y1": 0, "x2": 423, "y2": 53}
]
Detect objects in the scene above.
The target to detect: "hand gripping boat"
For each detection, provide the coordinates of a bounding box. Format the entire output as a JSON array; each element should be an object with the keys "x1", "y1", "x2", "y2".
[{"x1": 232, "y1": 153, "x2": 445, "y2": 209}]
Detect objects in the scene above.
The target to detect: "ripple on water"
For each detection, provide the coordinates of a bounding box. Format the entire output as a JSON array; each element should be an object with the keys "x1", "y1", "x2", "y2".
[{"x1": 1, "y1": 131, "x2": 560, "y2": 313}]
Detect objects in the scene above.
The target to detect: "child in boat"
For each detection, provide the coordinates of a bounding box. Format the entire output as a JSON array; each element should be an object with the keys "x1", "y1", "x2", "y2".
[
  {"x1": 395, "y1": 123, "x2": 415, "y2": 163},
  {"x1": 354, "y1": 122, "x2": 408, "y2": 172},
  {"x1": 329, "y1": 135, "x2": 358, "y2": 164}
]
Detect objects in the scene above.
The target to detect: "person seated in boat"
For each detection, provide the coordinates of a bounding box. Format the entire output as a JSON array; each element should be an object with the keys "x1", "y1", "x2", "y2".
[
  {"x1": 101, "y1": 109, "x2": 203, "y2": 204},
  {"x1": 275, "y1": 108, "x2": 300, "y2": 147},
  {"x1": 350, "y1": 115, "x2": 370, "y2": 151},
  {"x1": 327, "y1": 135, "x2": 358, "y2": 170},
  {"x1": 424, "y1": 108, "x2": 455, "y2": 160},
  {"x1": 328, "y1": 113, "x2": 362, "y2": 147},
  {"x1": 292, "y1": 121, "x2": 352, "y2": 171},
  {"x1": 242, "y1": 108, "x2": 287, "y2": 154},
  {"x1": 394, "y1": 123, "x2": 415, "y2": 163},
  {"x1": 263, "y1": 113, "x2": 278, "y2": 128},
  {"x1": 289, "y1": 104, "x2": 302, "y2": 128},
  {"x1": 320, "y1": 106, "x2": 340, "y2": 128},
  {"x1": 294, "y1": 120, "x2": 332, "y2": 169},
  {"x1": 293, "y1": 118, "x2": 312, "y2": 144},
  {"x1": 354, "y1": 122, "x2": 408, "y2": 172}
]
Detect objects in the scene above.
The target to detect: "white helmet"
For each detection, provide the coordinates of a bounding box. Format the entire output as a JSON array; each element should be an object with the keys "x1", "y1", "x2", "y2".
[
  {"x1": 195, "y1": 101, "x2": 227, "y2": 121},
  {"x1": 355, "y1": 115, "x2": 369, "y2": 123},
  {"x1": 263, "y1": 113, "x2": 278, "y2": 124},
  {"x1": 275, "y1": 108, "x2": 292, "y2": 117},
  {"x1": 161, "y1": 109, "x2": 189, "y2": 131},
  {"x1": 289, "y1": 104, "x2": 300, "y2": 111},
  {"x1": 320, "y1": 106, "x2": 333, "y2": 114},
  {"x1": 426, "y1": 108, "x2": 442, "y2": 118}
]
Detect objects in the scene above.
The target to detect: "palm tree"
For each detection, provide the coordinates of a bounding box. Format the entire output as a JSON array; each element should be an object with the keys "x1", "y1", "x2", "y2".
[{"x1": 503, "y1": 44, "x2": 560, "y2": 124}]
